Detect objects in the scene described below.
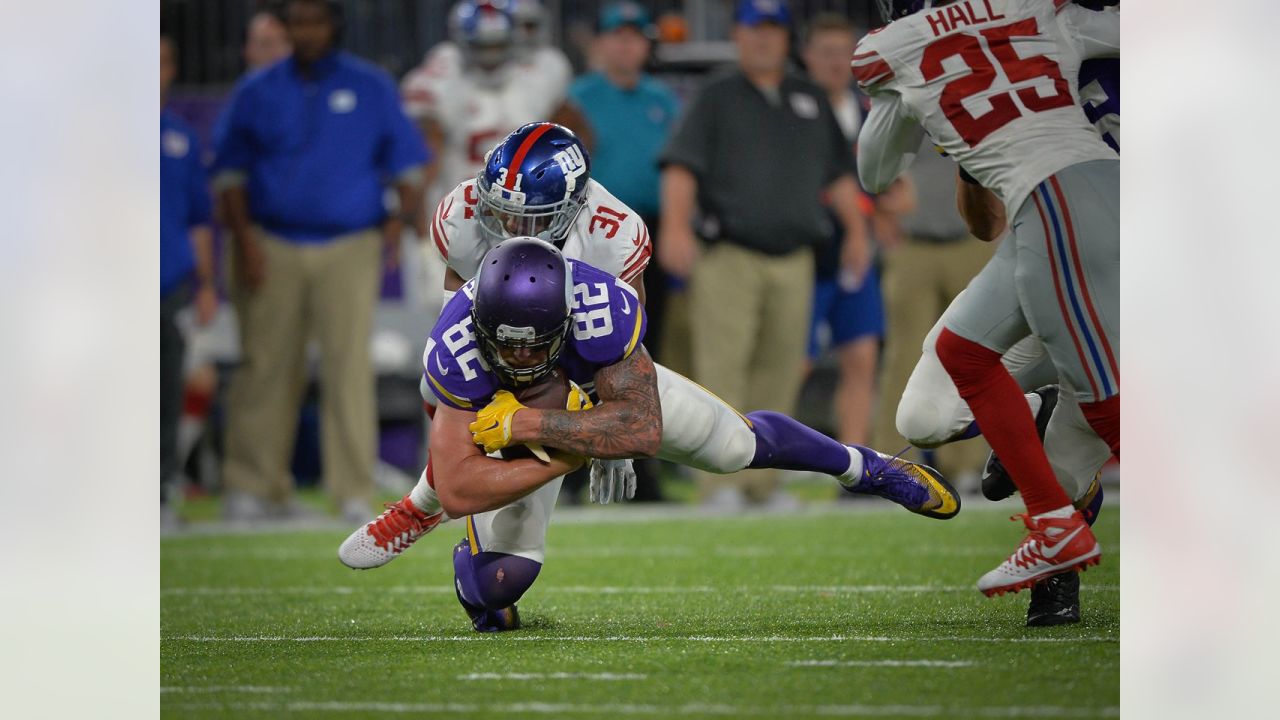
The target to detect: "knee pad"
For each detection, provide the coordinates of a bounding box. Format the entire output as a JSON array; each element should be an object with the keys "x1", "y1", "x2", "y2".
[
  {"x1": 713, "y1": 415, "x2": 760, "y2": 472},
  {"x1": 655, "y1": 365, "x2": 757, "y2": 473},
  {"x1": 453, "y1": 542, "x2": 542, "y2": 611},
  {"x1": 895, "y1": 393, "x2": 953, "y2": 448}
]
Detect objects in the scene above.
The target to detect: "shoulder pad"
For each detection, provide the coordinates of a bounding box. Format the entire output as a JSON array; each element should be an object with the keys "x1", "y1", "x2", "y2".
[{"x1": 568, "y1": 264, "x2": 647, "y2": 366}]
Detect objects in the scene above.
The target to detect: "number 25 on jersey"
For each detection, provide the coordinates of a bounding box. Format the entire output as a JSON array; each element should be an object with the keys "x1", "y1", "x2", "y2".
[{"x1": 922, "y1": 17, "x2": 1074, "y2": 146}]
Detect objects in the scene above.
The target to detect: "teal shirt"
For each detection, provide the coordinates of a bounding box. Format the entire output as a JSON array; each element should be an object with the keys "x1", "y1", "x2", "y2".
[{"x1": 569, "y1": 73, "x2": 679, "y2": 218}]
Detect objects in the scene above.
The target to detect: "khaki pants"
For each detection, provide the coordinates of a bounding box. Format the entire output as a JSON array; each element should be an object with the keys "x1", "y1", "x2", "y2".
[
  {"x1": 689, "y1": 242, "x2": 814, "y2": 502},
  {"x1": 222, "y1": 228, "x2": 382, "y2": 506},
  {"x1": 658, "y1": 288, "x2": 693, "y2": 380},
  {"x1": 872, "y1": 236, "x2": 995, "y2": 478}
]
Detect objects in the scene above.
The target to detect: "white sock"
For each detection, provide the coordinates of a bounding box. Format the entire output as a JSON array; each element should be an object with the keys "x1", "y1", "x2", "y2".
[
  {"x1": 408, "y1": 468, "x2": 445, "y2": 517},
  {"x1": 1025, "y1": 392, "x2": 1043, "y2": 418},
  {"x1": 837, "y1": 446, "x2": 865, "y2": 488},
  {"x1": 1033, "y1": 505, "x2": 1075, "y2": 520}
]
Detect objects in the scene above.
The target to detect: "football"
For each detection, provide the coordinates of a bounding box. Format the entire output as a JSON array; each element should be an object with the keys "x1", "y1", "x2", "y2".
[
  {"x1": 498, "y1": 369, "x2": 570, "y2": 461},
  {"x1": 512, "y1": 367, "x2": 571, "y2": 410}
]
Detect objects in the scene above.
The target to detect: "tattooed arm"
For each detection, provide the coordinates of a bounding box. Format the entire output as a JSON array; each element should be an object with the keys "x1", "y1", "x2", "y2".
[{"x1": 508, "y1": 346, "x2": 663, "y2": 459}]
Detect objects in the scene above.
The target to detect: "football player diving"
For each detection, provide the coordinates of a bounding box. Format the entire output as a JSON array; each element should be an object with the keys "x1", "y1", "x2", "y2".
[{"x1": 352, "y1": 237, "x2": 959, "y2": 631}]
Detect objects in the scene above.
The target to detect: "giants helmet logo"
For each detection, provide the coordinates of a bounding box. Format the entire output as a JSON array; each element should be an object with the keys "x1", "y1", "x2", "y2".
[{"x1": 552, "y1": 145, "x2": 588, "y2": 198}]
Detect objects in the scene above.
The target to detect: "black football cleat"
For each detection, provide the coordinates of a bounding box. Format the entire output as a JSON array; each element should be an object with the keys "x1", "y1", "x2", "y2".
[
  {"x1": 981, "y1": 385, "x2": 1060, "y2": 501},
  {"x1": 1026, "y1": 571, "x2": 1081, "y2": 627},
  {"x1": 455, "y1": 578, "x2": 522, "y2": 633},
  {"x1": 469, "y1": 604, "x2": 521, "y2": 633}
]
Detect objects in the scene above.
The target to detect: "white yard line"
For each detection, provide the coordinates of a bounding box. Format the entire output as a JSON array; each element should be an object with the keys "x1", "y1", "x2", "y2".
[
  {"x1": 162, "y1": 583, "x2": 1118, "y2": 596},
  {"x1": 160, "y1": 686, "x2": 293, "y2": 694},
  {"x1": 786, "y1": 659, "x2": 975, "y2": 668},
  {"x1": 456, "y1": 672, "x2": 647, "y2": 681},
  {"x1": 165, "y1": 633, "x2": 1117, "y2": 644},
  {"x1": 163, "y1": 699, "x2": 1119, "y2": 717},
  {"x1": 161, "y1": 544, "x2": 1112, "y2": 560}
]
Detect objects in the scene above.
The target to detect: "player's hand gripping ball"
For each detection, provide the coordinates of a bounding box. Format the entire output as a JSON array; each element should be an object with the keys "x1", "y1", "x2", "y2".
[{"x1": 471, "y1": 369, "x2": 592, "y2": 460}]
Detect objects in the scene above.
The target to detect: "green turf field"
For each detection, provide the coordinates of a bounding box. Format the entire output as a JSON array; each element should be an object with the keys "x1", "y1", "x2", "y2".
[{"x1": 161, "y1": 502, "x2": 1119, "y2": 719}]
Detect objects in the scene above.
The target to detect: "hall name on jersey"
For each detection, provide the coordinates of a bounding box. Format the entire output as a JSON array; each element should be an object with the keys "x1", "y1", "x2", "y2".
[{"x1": 926, "y1": 0, "x2": 1007, "y2": 37}]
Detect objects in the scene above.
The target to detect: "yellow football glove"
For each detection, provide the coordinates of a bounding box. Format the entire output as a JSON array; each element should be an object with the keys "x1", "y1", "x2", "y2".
[
  {"x1": 469, "y1": 390, "x2": 527, "y2": 454},
  {"x1": 525, "y1": 382, "x2": 594, "y2": 462},
  {"x1": 566, "y1": 381, "x2": 594, "y2": 412},
  {"x1": 471, "y1": 383, "x2": 595, "y2": 460}
]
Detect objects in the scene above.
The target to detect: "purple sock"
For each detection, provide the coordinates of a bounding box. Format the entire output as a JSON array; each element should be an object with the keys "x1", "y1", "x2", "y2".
[
  {"x1": 453, "y1": 542, "x2": 542, "y2": 610},
  {"x1": 745, "y1": 411, "x2": 852, "y2": 476}
]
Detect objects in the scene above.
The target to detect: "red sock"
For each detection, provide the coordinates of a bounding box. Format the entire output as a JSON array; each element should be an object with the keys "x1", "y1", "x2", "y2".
[
  {"x1": 1081, "y1": 395, "x2": 1120, "y2": 458},
  {"x1": 936, "y1": 328, "x2": 1071, "y2": 515}
]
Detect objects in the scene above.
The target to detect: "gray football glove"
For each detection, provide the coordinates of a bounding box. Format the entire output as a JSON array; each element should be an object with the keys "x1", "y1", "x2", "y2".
[{"x1": 589, "y1": 458, "x2": 637, "y2": 505}]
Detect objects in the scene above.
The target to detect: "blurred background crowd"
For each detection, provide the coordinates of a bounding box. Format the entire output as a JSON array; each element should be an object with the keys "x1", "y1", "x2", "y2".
[{"x1": 160, "y1": 0, "x2": 1038, "y2": 528}]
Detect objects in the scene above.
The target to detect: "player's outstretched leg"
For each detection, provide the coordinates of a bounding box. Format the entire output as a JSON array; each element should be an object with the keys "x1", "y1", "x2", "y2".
[
  {"x1": 744, "y1": 410, "x2": 960, "y2": 519},
  {"x1": 934, "y1": 328, "x2": 1098, "y2": 595},
  {"x1": 338, "y1": 464, "x2": 446, "y2": 569},
  {"x1": 452, "y1": 539, "x2": 540, "y2": 633}
]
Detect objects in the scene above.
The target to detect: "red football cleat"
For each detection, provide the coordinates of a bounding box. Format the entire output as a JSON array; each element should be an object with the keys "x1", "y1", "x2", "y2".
[
  {"x1": 338, "y1": 495, "x2": 443, "y2": 570},
  {"x1": 977, "y1": 510, "x2": 1100, "y2": 597}
]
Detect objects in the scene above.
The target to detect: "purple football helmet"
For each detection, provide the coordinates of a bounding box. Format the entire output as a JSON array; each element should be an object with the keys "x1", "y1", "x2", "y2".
[{"x1": 470, "y1": 236, "x2": 574, "y2": 387}]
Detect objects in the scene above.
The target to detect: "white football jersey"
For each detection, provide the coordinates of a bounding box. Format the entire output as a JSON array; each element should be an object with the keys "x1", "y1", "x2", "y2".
[
  {"x1": 401, "y1": 44, "x2": 564, "y2": 206},
  {"x1": 429, "y1": 177, "x2": 652, "y2": 285},
  {"x1": 853, "y1": 0, "x2": 1118, "y2": 215}
]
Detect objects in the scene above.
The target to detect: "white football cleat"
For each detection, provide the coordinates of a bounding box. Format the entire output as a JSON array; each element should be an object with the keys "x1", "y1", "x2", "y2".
[
  {"x1": 977, "y1": 510, "x2": 1100, "y2": 597},
  {"x1": 338, "y1": 495, "x2": 444, "y2": 569}
]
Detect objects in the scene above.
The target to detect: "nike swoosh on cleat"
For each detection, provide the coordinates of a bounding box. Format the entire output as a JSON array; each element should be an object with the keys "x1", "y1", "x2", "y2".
[{"x1": 1041, "y1": 525, "x2": 1086, "y2": 559}]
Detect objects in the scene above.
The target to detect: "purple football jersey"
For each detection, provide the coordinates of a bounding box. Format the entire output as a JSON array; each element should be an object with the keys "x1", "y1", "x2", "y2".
[{"x1": 422, "y1": 259, "x2": 647, "y2": 410}]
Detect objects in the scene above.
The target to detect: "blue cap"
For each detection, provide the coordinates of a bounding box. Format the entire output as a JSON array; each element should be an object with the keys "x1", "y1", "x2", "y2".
[
  {"x1": 735, "y1": 0, "x2": 791, "y2": 26},
  {"x1": 600, "y1": 2, "x2": 653, "y2": 33}
]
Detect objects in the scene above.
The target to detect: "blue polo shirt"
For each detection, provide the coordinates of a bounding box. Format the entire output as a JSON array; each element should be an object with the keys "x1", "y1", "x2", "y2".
[
  {"x1": 213, "y1": 51, "x2": 430, "y2": 242},
  {"x1": 161, "y1": 110, "x2": 211, "y2": 297},
  {"x1": 569, "y1": 73, "x2": 679, "y2": 218}
]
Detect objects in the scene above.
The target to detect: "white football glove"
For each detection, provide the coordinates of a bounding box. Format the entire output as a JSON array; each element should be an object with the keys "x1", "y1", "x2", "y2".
[{"x1": 589, "y1": 458, "x2": 636, "y2": 505}]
